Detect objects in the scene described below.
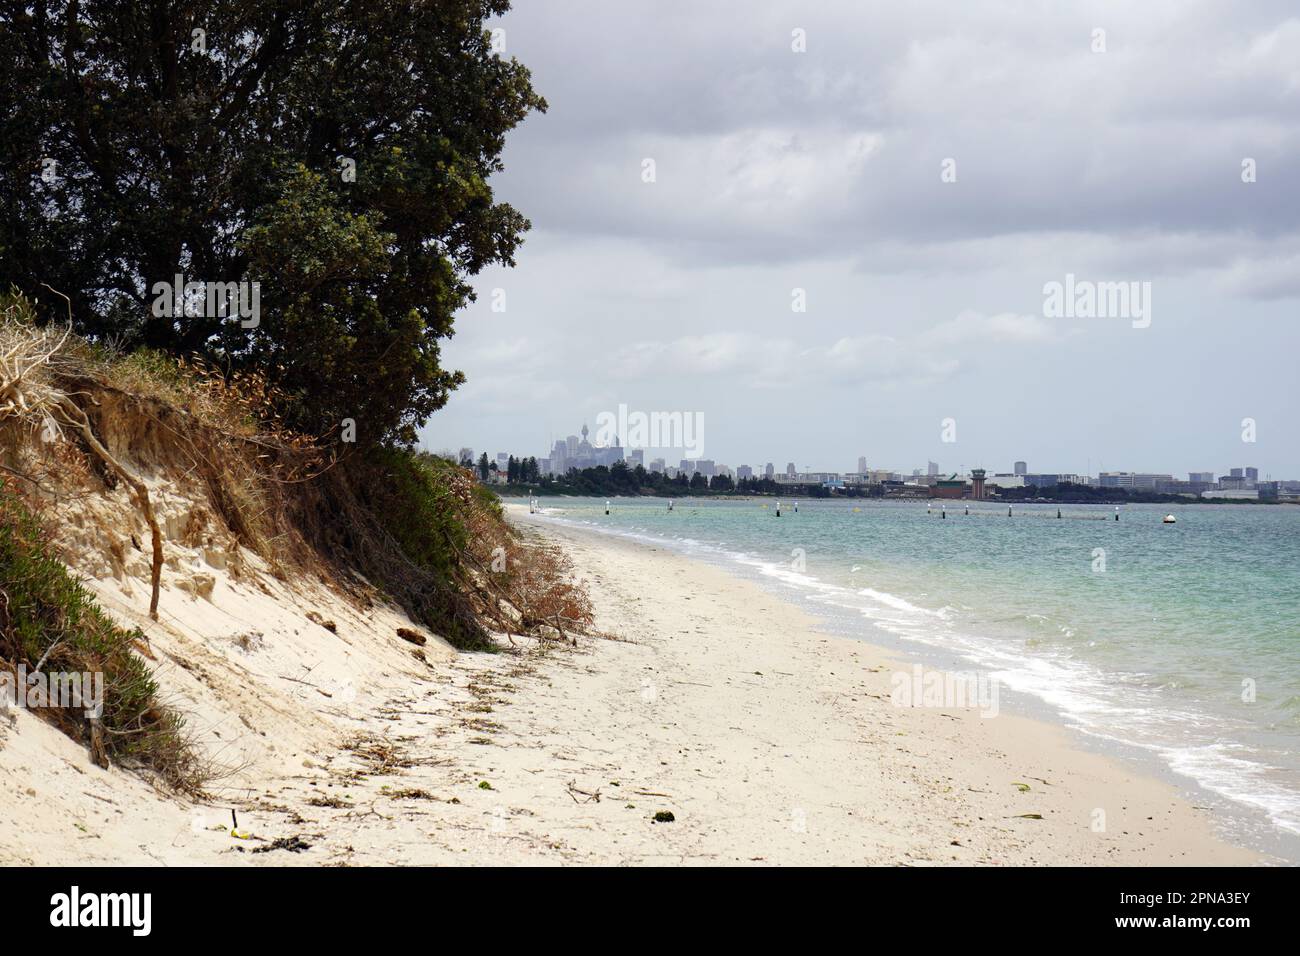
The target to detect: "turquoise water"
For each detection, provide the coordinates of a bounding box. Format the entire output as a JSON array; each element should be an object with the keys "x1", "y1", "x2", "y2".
[{"x1": 515, "y1": 496, "x2": 1300, "y2": 853}]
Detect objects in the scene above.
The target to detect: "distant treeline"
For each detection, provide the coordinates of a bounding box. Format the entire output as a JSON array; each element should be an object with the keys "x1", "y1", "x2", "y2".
[{"x1": 500, "y1": 461, "x2": 821, "y2": 497}]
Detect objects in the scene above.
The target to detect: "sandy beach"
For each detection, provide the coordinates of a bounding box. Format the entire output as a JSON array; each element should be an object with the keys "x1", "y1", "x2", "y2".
[{"x1": 0, "y1": 502, "x2": 1261, "y2": 866}]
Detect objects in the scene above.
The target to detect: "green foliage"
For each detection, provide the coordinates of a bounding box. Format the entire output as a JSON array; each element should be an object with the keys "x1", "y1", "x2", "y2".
[
  {"x1": 369, "y1": 449, "x2": 469, "y2": 584},
  {"x1": 0, "y1": 1, "x2": 545, "y2": 443},
  {"x1": 0, "y1": 486, "x2": 198, "y2": 790},
  {"x1": 348, "y1": 448, "x2": 501, "y2": 649},
  {"x1": 239, "y1": 164, "x2": 466, "y2": 439}
]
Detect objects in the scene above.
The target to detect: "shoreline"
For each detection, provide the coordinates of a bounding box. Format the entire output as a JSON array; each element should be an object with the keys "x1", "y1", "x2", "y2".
[{"x1": 506, "y1": 504, "x2": 1263, "y2": 865}]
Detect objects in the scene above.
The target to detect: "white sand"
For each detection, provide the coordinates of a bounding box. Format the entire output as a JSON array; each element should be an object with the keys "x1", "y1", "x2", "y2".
[{"x1": 0, "y1": 500, "x2": 1261, "y2": 865}]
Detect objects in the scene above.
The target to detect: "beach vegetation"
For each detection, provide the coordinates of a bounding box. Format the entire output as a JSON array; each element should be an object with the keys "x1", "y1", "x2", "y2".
[{"x1": 0, "y1": 483, "x2": 202, "y2": 792}]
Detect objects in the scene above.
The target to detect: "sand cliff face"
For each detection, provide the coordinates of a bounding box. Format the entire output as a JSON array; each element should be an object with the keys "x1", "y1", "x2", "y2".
[{"x1": 0, "y1": 389, "x2": 461, "y2": 864}]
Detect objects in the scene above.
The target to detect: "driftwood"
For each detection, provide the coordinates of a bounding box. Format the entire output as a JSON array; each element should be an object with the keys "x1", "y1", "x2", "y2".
[{"x1": 54, "y1": 396, "x2": 163, "y2": 620}]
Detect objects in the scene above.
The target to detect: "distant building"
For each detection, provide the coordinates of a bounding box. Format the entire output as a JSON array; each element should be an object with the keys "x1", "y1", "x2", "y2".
[
  {"x1": 496, "y1": 452, "x2": 509, "y2": 473},
  {"x1": 970, "y1": 468, "x2": 988, "y2": 500},
  {"x1": 764, "y1": 462, "x2": 775, "y2": 478},
  {"x1": 1099, "y1": 472, "x2": 1173, "y2": 489},
  {"x1": 649, "y1": 458, "x2": 666, "y2": 473},
  {"x1": 458, "y1": 447, "x2": 474, "y2": 466},
  {"x1": 627, "y1": 449, "x2": 644, "y2": 467},
  {"x1": 1245, "y1": 467, "x2": 1259, "y2": 481},
  {"x1": 785, "y1": 462, "x2": 796, "y2": 477},
  {"x1": 1203, "y1": 488, "x2": 1258, "y2": 500},
  {"x1": 930, "y1": 475, "x2": 968, "y2": 499},
  {"x1": 927, "y1": 461, "x2": 939, "y2": 477},
  {"x1": 737, "y1": 464, "x2": 753, "y2": 480},
  {"x1": 548, "y1": 423, "x2": 622, "y2": 474},
  {"x1": 1014, "y1": 461, "x2": 1027, "y2": 476},
  {"x1": 987, "y1": 474, "x2": 1025, "y2": 489},
  {"x1": 857, "y1": 456, "x2": 868, "y2": 475},
  {"x1": 1188, "y1": 472, "x2": 1215, "y2": 484},
  {"x1": 1230, "y1": 468, "x2": 1243, "y2": 479}
]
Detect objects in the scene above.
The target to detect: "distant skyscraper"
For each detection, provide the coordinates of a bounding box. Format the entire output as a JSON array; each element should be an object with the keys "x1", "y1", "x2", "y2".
[
  {"x1": 1230, "y1": 467, "x2": 1243, "y2": 478},
  {"x1": 785, "y1": 462, "x2": 797, "y2": 477},
  {"x1": 927, "y1": 461, "x2": 939, "y2": 476},
  {"x1": 1014, "y1": 460, "x2": 1027, "y2": 476},
  {"x1": 1189, "y1": 471, "x2": 1215, "y2": 484},
  {"x1": 649, "y1": 458, "x2": 666, "y2": 473},
  {"x1": 1245, "y1": 467, "x2": 1258, "y2": 481},
  {"x1": 857, "y1": 456, "x2": 867, "y2": 474},
  {"x1": 737, "y1": 464, "x2": 753, "y2": 479},
  {"x1": 765, "y1": 462, "x2": 775, "y2": 478}
]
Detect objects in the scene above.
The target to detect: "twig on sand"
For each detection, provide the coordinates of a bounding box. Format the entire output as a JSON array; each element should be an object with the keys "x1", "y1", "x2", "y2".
[{"x1": 565, "y1": 780, "x2": 601, "y2": 804}]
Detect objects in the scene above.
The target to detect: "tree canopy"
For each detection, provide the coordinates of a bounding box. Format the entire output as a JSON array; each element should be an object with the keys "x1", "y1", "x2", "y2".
[{"x1": 0, "y1": 0, "x2": 545, "y2": 442}]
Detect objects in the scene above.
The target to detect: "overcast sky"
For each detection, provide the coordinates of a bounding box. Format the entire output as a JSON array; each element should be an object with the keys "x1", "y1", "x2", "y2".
[{"x1": 420, "y1": 0, "x2": 1300, "y2": 479}]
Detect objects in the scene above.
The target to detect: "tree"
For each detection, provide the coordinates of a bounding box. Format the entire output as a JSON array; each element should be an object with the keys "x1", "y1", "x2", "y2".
[
  {"x1": 477, "y1": 452, "x2": 490, "y2": 481},
  {"x1": 0, "y1": 1, "x2": 546, "y2": 443}
]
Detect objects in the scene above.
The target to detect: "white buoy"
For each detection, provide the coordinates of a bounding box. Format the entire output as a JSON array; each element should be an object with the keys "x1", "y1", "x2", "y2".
[
  {"x1": 776, "y1": 501, "x2": 782, "y2": 517},
  {"x1": 605, "y1": 500, "x2": 610, "y2": 515},
  {"x1": 1115, "y1": 507, "x2": 1120, "y2": 522},
  {"x1": 1163, "y1": 514, "x2": 1177, "y2": 524}
]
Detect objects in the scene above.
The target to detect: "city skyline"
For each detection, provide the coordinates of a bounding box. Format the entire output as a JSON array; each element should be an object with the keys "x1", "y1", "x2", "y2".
[{"x1": 455, "y1": 421, "x2": 1293, "y2": 486}]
